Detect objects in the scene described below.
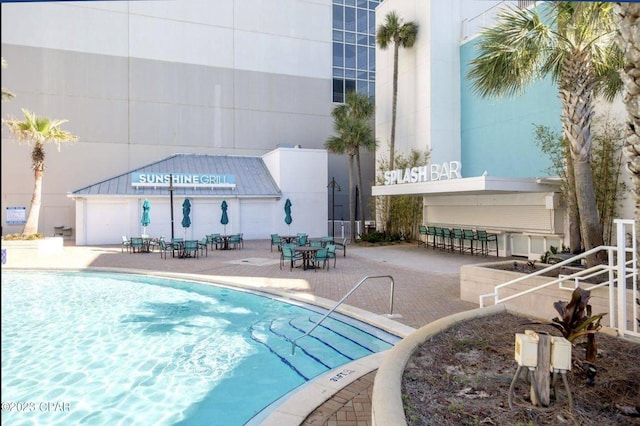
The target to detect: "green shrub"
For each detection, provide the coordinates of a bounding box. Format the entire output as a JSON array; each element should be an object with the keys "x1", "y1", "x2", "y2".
[
  {"x1": 540, "y1": 244, "x2": 569, "y2": 263},
  {"x1": 360, "y1": 231, "x2": 385, "y2": 243}
]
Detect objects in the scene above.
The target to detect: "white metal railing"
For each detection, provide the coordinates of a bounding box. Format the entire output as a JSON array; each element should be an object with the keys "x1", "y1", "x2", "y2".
[
  {"x1": 479, "y1": 219, "x2": 637, "y2": 338},
  {"x1": 328, "y1": 220, "x2": 364, "y2": 243},
  {"x1": 460, "y1": 1, "x2": 539, "y2": 42},
  {"x1": 291, "y1": 275, "x2": 395, "y2": 355},
  {"x1": 460, "y1": 1, "x2": 507, "y2": 41}
]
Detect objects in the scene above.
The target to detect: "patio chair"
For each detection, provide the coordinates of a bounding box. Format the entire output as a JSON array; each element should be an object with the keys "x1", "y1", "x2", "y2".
[
  {"x1": 228, "y1": 234, "x2": 242, "y2": 250},
  {"x1": 182, "y1": 240, "x2": 199, "y2": 258},
  {"x1": 426, "y1": 226, "x2": 437, "y2": 249},
  {"x1": 434, "y1": 227, "x2": 445, "y2": 250},
  {"x1": 280, "y1": 246, "x2": 303, "y2": 271},
  {"x1": 130, "y1": 237, "x2": 144, "y2": 253},
  {"x1": 121, "y1": 236, "x2": 131, "y2": 253},
  {"x1": 143, "y1": 234, "x2": 159, "y2": 252},
  {"x1": 441, "y1": 228, "x2": 454, "y2": 252},
  {"x1": 417, "y1": 225, "x2": 428, "y2": 247},
  {"x1": 171, "y1": 238, "x2": 185, "y2": 257},
  {"x1": 159, "y1": 239, "x2": 175, "y2": 259},
  {"x1": 295, "y1": 234, "x2": 308, "y2": 246},
  {"x1": 270, "y1": 234, "x2": 283, "y2": 252},
  {"x1": 335, "y1": 237, "x2": 347, "y2": 257},
  {"x1": 309, "y1": 240, "x2": 323, "y2": 247},
  {"x1": 207, "y1": 234, "x2": 221, "y2": 250},
  {"x1": 326, "y1": 244, "x2": 337, "y2": 268},
  {"x1": 198, "y1": 237, "x2": 208, "y2": 257},
  {"x1": 281, "y1": 243, "x2": 295, "y2": 254},
  {"x1": 476, "y1": 230, "x2": 498, "y2": 256},
  {"x1": 452, "y1": 228, "x2": 464, "y2": 253},
  {"x1": 312, "y1": 247, "x2": 329, "y2": 271},
  {"x1": 462, "y1": 229, "x2": 477, "y2": 255},
  {"x1": 321, "y1": 236, "x2": 334, "y2": 245}
]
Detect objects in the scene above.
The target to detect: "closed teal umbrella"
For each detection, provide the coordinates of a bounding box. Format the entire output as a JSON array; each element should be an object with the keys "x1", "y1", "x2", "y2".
[
  {"x1": 220, "y1": 200, "x2": 229, "y2": 234},
  {"x1": 181, "y1": 199, "x2": 191, "y2": 235},
  {"x1": 141, "y1": 200, "x2": 151, "y2": 235},
  {"x1": 284, "y1": 199, "x2": 292, "y2": 232}
]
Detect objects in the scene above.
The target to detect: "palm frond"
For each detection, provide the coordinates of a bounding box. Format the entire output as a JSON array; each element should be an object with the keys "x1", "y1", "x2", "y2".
[
  {"x1": 377, "y1": 11, "x2": 418, "y2": 50},
  {"x1": 399, "y1": 22, "x2": 418, "y2": 48},
  {"x1": 467, "y1": 5, "x2": 557, "y2": 98},
  {"x1": 3, "y1": 108, "x2": 77, "y2": 150},
  {"x1": 376, "y1": 11, "x2": 400, "y2": 50}
]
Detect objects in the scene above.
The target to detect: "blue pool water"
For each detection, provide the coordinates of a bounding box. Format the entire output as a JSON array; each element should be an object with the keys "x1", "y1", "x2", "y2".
[{"x1": 0, "y1": 270, "x2": 397, "y2": 425}]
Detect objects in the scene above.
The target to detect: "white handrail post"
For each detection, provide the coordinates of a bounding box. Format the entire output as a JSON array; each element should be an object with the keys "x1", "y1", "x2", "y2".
[
  {"x1": 608, "y1": 245, "x2": 617, "y2": 329},
  {"x1": 615, "y1": 219, "x2": 631, "y2": 335}
]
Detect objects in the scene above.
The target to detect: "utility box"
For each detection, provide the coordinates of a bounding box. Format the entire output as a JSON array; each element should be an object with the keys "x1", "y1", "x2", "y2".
[
  {"x1": 515, "y1": 331, "x2": 539, "y2": 367},
  {"x1": 550, "y1": 336, "x2": 572, "y2": 371},
  {"x1": 365, "y1": 220, "x2": 376, "y2": 234}
]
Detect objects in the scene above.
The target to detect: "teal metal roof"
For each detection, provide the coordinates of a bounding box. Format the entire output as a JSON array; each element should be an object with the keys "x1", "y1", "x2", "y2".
[{"x1": 71, "y1": 154, "x2": 281, "y2": 198}]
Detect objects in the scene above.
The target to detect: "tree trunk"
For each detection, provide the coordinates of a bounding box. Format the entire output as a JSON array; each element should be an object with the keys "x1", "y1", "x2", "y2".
[
  {"x1": 614, "y1": 2, "x2": 640, "y2": 260},
  {"x1": 348, "y1": 154, "x2": 356, "y2": 242},
  {"x1": 384, "y1": 44, "x2": 401, "y2": 235},
  {"x1": 560, "y1": 55, "x2": 606, "y2": 266},
  {"x1": 566, "y1": 154, "x2": 582, "y2": 253},
  {"x1": 390, "y1": 43, "x2": 399, "y2": 170},
  {"x1": 356, "y1": 150, "x2": 365, "y2": 225},
  {"x1": 23, "y1": 167, "x2": 44, "y2": 235},
  {"x1": 574, "y1": 159, "x2": 607, "y2": 265}
]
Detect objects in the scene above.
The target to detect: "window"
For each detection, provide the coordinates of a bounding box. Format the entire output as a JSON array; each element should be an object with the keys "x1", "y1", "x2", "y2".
[
  {"x1": 332, "y1": 0, "x2": 381, "y2": 103},
  {"x1": 344, "y1": 44, "x2": 356, "y2": 69},
  {"x1": 333, "y1": 5, "x2": 344, "y2": 29},
  {"x1": 333, "y1": 43, "x2": 344, "y2": 67},
  {"x1": 357, "y1": 9, "x2": 367, "y2": 33},
  {"x1": 344, "y1": 7, "x2": 355, "y2": 32}
]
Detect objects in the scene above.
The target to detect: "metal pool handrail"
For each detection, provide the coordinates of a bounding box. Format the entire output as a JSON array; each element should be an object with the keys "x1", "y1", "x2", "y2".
[{"x1": 291, "y1": 275, "x2": 395, "y2": 355}]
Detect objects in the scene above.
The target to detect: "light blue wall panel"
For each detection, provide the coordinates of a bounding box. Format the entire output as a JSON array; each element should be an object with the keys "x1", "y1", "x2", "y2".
[{"x1": 460, "y1": 38, "x2": 562, "y2": 178}]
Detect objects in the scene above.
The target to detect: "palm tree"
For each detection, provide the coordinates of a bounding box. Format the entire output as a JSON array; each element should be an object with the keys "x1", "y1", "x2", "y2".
[
  {"x1": 376, "y1": 11, "x2": 419, "y2": 171},
  {"x1": 614, "y1": 3, "x2": 640, "y2": 259},
  {"x1": 326, "y1": 91, "x2": 377, "y2": 241},
  {"x1": 3, "y1": 109, "x2": 77, "y2": 235},
  {"x1": 2, "y1": 58, "x2": 15, "y2": 102},
  {"x1": 467, "y1": 2, "x2": 623, "y2": 267}
]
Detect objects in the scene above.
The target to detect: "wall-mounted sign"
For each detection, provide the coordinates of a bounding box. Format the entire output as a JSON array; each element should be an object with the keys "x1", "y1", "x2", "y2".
[
  {"x1": 6, "y1": 206, "x2": 27, "y2": 224},
  {"x1": 383, "y1": 161, "x2": 462, "y2": 185},
  {"x1": 131, "y1": 173, "x2": 236, "y2": 188}
]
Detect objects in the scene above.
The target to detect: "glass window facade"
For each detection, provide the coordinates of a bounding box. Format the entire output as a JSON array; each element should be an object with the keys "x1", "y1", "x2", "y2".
[{"x1": 332, "y1": 0, "x2": 381, "y2": 103}]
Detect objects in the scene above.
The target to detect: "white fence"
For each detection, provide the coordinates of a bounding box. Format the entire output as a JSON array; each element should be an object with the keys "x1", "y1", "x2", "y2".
[{"x1": 328, "y1": 220, "x2": 368, "y2": 243}]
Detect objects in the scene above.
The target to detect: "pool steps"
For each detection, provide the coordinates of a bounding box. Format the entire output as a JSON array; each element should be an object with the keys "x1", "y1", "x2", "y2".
[{"x1": 250, "y1": 314, "x2": 392, "y2": 381}]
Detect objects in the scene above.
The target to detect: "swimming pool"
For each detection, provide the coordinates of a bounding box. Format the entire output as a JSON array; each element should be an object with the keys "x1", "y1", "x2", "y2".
[{"x1": 0, "y1": 270, "x2": 398, "y2": 425}]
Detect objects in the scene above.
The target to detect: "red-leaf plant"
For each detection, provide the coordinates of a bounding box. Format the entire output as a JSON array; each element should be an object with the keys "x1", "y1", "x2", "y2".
[{"x1": 549, "y1": 287, "x2": 607, "y2": 385}]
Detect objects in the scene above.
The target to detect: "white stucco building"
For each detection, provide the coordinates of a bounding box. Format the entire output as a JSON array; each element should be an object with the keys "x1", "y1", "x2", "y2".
[
  {"x1": 1, "y1": 0, "x2": 379, "y2": 242},
  {"x1": 373, "y1": 0, "x2": 633, "y2": 259}
]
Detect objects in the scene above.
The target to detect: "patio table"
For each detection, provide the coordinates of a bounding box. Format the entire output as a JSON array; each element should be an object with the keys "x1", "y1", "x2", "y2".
[
  {"x1": 280, "y1": 235, "x2": 298, "y2": 244},
  {"x1": 294, "y1": 246, "x2": 320, "y2": 270}
]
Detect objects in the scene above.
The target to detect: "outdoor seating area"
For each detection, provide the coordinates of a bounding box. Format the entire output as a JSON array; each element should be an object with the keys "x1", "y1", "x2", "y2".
[
  {"x1": 122, "y1": 235, "x2": 159, "y2": 254},
  {"x1": 419, "y1": 225, "x2": 498, "y2": 256},
  {"x1": 277, "y1": 234, "x2": 339, "y2": 271},
  {"x1": 120, "y1": 232, "x2": 342, "y2": 267}
]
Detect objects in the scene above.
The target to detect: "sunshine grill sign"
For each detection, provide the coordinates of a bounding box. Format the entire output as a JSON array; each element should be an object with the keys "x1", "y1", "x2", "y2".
[
  {"x1": 383, "y1": 161, "x2": 462, "y2": 185},
  {"x1": 131, "y1": 173, "x2": 236, "y2": 188}
]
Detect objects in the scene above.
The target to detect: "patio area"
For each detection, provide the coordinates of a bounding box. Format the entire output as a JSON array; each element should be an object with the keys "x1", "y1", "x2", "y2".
[{"x1": 2, "y1": 238, "x2": 495, "y2": 425}]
